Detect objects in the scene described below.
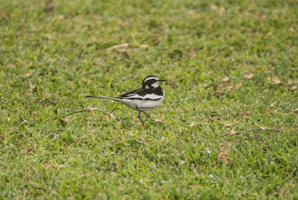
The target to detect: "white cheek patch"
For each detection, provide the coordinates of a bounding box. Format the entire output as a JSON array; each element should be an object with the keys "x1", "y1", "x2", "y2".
[
  {"x1": 145, "y1": 85, "x2": 149, "y2": 89},
  {"x1": 151, "y1": 82, "x2": 159, "y2": 88}
]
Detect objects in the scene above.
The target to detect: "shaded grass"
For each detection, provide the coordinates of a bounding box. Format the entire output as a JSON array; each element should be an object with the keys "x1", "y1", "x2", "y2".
[{"x1": 1, "y1": 0, "x2": 298, "y2": 199}]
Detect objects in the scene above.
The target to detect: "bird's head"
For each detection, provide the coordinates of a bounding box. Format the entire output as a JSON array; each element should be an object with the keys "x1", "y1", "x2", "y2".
[{"x1": 142, "y1": 75, "x2": 166, "y2": 89}]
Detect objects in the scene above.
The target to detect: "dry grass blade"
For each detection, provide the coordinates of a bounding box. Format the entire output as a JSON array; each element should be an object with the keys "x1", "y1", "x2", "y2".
[
  {"x1": 243, "y1": 73, "x2": 254, "y2": 79},
  {"x1": 221, "y1": 76, "x2": 230, "y2": 82},
  {"x1": 272, "y1": 77, "x2": 282, "y2": 85},
  {"x1": 107, "y1": 43, "x2": 129, "y2": 52}
]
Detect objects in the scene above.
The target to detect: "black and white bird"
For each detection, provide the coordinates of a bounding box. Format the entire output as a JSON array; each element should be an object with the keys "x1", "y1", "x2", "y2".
[{"x1": 85, "y1": 75, "x2": 166, "y2": 124}]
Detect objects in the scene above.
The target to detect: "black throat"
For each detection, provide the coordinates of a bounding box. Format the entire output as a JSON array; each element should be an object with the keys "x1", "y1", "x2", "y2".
[{"x1": 141, "y1": 85, "x2": 164, "y2": 96}]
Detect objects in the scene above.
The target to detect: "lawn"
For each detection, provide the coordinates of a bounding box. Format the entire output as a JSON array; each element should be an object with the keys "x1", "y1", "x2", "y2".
[{"x1": 1, "y1": 0, "x2": 298, "y2": 199}]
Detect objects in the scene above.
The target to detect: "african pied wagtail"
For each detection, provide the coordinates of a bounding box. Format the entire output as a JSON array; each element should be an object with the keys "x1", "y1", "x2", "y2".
[{"x1": 85, "y1": 75, "x2": 166, "y2": 124}]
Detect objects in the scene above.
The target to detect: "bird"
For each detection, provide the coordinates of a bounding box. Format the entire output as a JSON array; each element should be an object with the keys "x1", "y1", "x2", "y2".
[{"x1": 85, "y1": 75, "x2": 166, "y2": 124}]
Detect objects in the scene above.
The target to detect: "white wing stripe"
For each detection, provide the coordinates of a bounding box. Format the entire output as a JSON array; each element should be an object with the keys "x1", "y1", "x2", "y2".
[
  {"x1": 144, "y1": 93, "x2": 162, "y2": 99},
  {"x1": 125, "y1": 93, "x2": 162, "y2": 100}
]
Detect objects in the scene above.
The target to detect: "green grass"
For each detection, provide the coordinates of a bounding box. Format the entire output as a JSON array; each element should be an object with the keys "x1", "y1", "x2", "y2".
[{"x1": 1, "y1": 0, "x2": 298, "y2": 198}]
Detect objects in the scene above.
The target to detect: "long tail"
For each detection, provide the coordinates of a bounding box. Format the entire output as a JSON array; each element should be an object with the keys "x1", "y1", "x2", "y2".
[{"x1": 85, "y1": 95, "x2": 121, "y2": 102}]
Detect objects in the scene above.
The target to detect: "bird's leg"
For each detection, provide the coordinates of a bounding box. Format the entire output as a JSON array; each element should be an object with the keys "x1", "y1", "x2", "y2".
[
  {"x1": 137, "y1": 111, "x2": 145, "y2": 124},
  {"x1": 142, "y1": 111, "x2": 153, "y2": 121}
]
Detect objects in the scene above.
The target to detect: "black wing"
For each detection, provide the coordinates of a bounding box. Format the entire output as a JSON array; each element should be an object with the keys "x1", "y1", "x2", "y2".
[{"x1": 118, "y1": 88, "x2": 147, "y2": 98}]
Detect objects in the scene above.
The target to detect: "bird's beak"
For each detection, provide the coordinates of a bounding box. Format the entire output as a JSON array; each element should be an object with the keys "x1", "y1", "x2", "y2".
[{"x1": 158, "y1": 79, "x2": 167, "y2": 82}]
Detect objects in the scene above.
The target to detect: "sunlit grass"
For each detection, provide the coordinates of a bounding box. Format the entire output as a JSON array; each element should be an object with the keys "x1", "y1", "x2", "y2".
[{"x1": 1, "y1": 0, "x2": 298, "y2": 198}]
